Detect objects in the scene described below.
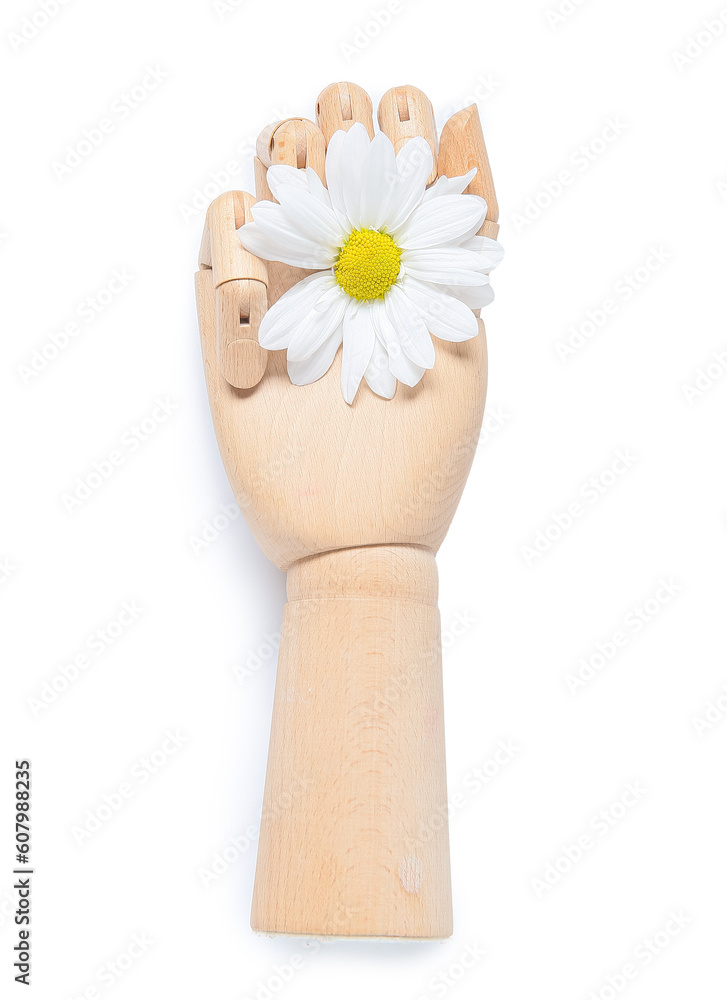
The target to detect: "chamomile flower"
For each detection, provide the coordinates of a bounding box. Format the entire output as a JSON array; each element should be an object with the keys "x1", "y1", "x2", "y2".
[{"x1": 238, "y1": 123, "x2": 503, "y2": 403}]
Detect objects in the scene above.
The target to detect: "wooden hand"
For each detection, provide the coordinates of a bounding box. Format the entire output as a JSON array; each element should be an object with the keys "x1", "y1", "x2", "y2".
[{"x1": 194, "y1": 82, "x2": 499, "y2": 938}]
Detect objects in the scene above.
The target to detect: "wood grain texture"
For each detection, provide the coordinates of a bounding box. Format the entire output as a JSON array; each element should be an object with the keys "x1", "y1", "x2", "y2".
[
  {"x1": 256, "y1": 118, "x2": 326, "y2": 175},
  {"x1": 195, "y1": 83, "x2": 499, "y2": 937},
  {"x1": 203, "y1": 190, "x2": 268, "y2": 388},
  {"x1": 316, "y1": 81, "x2": 375, "y2": 143},
  {"x1": 439, "y1": 104, "x2": 500, "y2": 239},
  {"x1": 207, "y1": 190, "x2": 268, "y2": 288},
  {"x1": 378, "y1": 86, "x2": 438, "y2": 186},
  {"x1": 251, "y1": 547, "x2": 451, "y2": 938},
  {"x1": 215, "y1": 279, "x2": 267, "y2": 389},
  {"x1": 197, "y1": 263, "x2": 486, "y2": 568},
  {"x1": 253, "y1": 155, "x2": 274, "y2": 202}
]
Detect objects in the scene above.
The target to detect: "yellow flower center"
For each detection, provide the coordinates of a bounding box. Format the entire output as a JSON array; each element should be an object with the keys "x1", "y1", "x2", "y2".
[{"x1": 334, "y1": 228, "x2": 402, "y2": 301}]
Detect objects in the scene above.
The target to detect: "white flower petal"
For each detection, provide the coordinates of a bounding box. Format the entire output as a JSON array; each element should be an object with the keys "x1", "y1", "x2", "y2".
[
  {"x1": 365, "y1": 331, "x2": 397, "y2": 398},
  {"x1": 239, "y1": 214, "x2": 334, "y2": 270},
  {"x1": 456, "y1": 220, "x2": 490, "y2": 246},
  {"x1": 384, "y1": 138, "x2": 433, "y2": 232},
  {"x1": 436, "y1": 281, "x2": 495, "y2": 310},
  {"x1": 395, "y1": 194, "x2": 487, "y2": 250},
  {"x1": 288, "y1": 327, "x2": 343, "y2": 385},
  {"x1": 257, "y1": 273, "x2": 336, "y2": 350},
  {"x1": 402, "y1": 276, "x2": 479, "y2": 342},
  {"x1": 341, "y1": 302, "x2": 375, "y2": 404},
  {"x1": 305, "y1": 166, "x2": 332, "y2": 205},
  {"x1": 286, "y1": 288, "x2": 348, "y2": 362},
  {"x1": 275, "y1": 185, "x2": 346, "y2": 248},
  {"x1": 324, "y1": 129, "x2": 349, "y2": 221},
  {"x1": 372, "y1": 300, "x2": 426, "y2": 387},
  {"x1": 384, "y1": 283, "x2": 435, "y2": 369},
  {"x1": 401, "y1": 247, "x2": 490, "y2": 285},
  {"x1": 252, "y1": 197, "x2": 337, "y2": 255},
  {"x1": 423, "y1": 167, "x2": 478, "y2": 201},
  {"x1": 265, "y1": 164, "x2": 309, "y2": 200},
  {"x1": 460, "y1": 235, "x2": 505, "y2": 270},
  {"x1": 392, "y1": 352, "x2": 426, "y2": 387},
  {"x1": 339, "y1": 123, "x2": 372, "y2": 230},
  {"x1": 359, "y1": 131, "x2": 398, "y2": 230}
]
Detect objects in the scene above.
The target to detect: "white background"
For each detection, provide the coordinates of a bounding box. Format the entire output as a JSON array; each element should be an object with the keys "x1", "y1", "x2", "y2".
[{"x1": 2, "y1": 0, "x2": 726, "y2": 997}]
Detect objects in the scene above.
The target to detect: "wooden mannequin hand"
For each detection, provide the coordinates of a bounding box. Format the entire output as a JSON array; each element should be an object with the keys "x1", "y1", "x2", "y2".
[
  {"x1": 194, "y1": 82, "x2": 500, "y2": 938},
  {"x1": 195, "y1": 82, "x2": 499, "y2": 572}
]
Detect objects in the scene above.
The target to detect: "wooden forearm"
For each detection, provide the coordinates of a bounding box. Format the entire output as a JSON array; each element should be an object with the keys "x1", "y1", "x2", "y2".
[{"x1": 251, "y1": 545, "x2": 453, "y2": 938}]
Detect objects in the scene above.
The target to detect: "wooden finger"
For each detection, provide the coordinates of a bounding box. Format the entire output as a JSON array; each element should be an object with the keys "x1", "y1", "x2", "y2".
[
  {"x1": 252, "y1": 119, "x2": 326, "y2": 308},
  {"x1": 208, "y1": 190, "x2": 267, "y2": 286},
  {"x1": 205, "y1": 190, "x2": 268, "y2": 388},
  {"x1": 315, "y1": 82, "x2": 374, "y2": 144},
  {"x1": 256, "y1": 118, "x2": 325, "y2": 179},
  {"x1": 438, "y1": 105, "x2": 499, "y2": 239},
  {"x1": 216, "y1": 278, "x2": 267, "y2": 389},
  {"x1": 255, "y1": 118, "x2": 326, "y2": 203},
  {"x1": 377, "y1": 86, "x2": 438, "y2": 186}
]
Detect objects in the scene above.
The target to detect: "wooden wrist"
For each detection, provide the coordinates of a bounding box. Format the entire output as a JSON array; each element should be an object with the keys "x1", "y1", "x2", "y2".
[{"x1": 285, "y1": 544, "x2": 439, "y2": 603}]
